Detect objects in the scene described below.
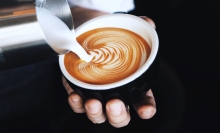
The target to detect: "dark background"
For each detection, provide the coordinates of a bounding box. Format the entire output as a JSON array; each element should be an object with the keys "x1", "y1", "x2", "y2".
[
  {"x1": 0, "y1": 0, "x2": 220, "y2": 133},
  {"x1": 130, "y1": 0, "x2": 220, "y2": 132}
]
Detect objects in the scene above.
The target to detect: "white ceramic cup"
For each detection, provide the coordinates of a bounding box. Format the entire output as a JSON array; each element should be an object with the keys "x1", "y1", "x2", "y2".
[{"x1": 59, "y1": 14, "x2": 159, "y2": 102}]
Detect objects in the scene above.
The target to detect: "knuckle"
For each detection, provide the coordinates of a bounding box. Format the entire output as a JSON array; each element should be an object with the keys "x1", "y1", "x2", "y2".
[
  {"x1": 88, "y1": 115, "x2": 106, "y2": 124},
  {"x1": 73, "y1": 108, "x2": 85, "y2": 113},
  {"x1": 110, "y1": 115, "x2": 130, "y2": 128},
  {"x1": 138, "y1": 106, "x2": 156, "y2": 119}
]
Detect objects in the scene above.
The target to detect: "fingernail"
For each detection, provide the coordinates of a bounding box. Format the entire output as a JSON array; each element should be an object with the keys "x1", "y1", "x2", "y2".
[
  {"x1": 86, "y1": 104, "x2": 100, "y2": 114},
  {"x1": 72, "y1": 98, "x2": 79, "y2": 103},
  {"x1": 142, "y1": 109, "x2": 155, "y2": 118},
  {"x1": 150, "y1": 23, "x2": 156, "y2": 29},
  {"x1": 108, "y1": 102, "x2": 122, "y2": 116}
]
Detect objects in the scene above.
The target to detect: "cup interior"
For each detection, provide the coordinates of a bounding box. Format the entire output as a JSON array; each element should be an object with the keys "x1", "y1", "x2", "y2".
[{"x1": 59, "y1": 14, "x2": 159, "y2": 90}]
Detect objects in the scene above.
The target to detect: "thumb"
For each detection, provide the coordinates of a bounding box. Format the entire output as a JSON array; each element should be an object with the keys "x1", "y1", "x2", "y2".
[
  {"x1": 139, "y1": 16, "x2": 156, "y2": 29},
  {"x1": 62, "y1": 75, "x2": 74, "y2": 94}
]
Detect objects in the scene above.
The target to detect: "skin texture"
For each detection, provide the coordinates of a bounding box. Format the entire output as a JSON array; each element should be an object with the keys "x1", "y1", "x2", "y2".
[{"x1": 63, "y1": 6, "x2": 157, "y2": 128}]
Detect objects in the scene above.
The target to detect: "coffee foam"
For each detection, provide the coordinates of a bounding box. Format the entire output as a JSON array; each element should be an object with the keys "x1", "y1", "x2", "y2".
[{"x1": 64, "y1": 27, "x2": 151, "y2": 84}]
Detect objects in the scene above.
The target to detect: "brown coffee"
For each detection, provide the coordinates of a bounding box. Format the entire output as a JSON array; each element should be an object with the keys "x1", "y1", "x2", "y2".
[{"x1": 64, "y1": 27, "x2": 151, "y2": 84}]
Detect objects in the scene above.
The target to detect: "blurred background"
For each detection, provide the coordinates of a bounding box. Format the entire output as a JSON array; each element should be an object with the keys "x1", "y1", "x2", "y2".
[
  {"x1": 130, "y1": 0, "x2": 220, "y2": 132},
  {"x1": 0, "y1": 0, "x2": 219, "y2": 133}
]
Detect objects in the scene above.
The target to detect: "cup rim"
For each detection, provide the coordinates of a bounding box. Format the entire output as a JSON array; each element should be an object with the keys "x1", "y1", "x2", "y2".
[{"x1": 59, "y1": 14, "x2": 159, "y2": 90}]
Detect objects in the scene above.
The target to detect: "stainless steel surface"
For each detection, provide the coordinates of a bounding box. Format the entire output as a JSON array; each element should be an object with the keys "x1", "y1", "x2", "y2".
[
  {"x1": 0, "y1": 4, "x2": 57, "y2": 70},
  {"x1": 0, "y1": 0, "x2": 73, "y2": 52},
  {"x1": 0, "y1": 3, "x2": 46, "y2": 64},
  {"x1": 16, "y1": 0, "x2": 34, "y2": 2},
  {"x1": 35, "y1": 0, "x2": 73, "y2": 30},
  {"x1": 35, "y1": 2, "x2": 92, "y2": 61},
  {"x1": 0, "y1": 0, "x2": 74, "y2": 70}
]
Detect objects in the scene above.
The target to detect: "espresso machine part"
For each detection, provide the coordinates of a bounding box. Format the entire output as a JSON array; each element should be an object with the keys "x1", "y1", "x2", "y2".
[{"x1": 0, "y1": 0, "x2": 73, "y2": 70}]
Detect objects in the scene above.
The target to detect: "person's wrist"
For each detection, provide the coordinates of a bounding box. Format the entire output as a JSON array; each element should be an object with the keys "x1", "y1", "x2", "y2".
[{"x1": 70, "y1": 6, "x2": 109, "y2": 28}]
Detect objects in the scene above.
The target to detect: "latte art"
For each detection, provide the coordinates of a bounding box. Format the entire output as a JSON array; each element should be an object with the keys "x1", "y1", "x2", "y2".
[{"x1": 64, "y1": 27, "x2": 151, "y2": 84}]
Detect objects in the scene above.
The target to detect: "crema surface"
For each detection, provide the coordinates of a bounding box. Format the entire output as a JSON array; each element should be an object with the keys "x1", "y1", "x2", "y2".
[{"x1": 64, "y1": 27, "x2": 151, "y2": 84}]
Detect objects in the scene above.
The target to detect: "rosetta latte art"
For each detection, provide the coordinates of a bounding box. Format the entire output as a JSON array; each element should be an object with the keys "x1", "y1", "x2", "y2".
[{"x1": 64, "y1": 27, "x2": 151, "y2": 84}]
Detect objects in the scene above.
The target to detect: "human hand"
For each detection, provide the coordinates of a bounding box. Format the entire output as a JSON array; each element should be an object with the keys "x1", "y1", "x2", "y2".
[
  {"x1": 63, "y1": 10, "x2": 157, "y2": 127},
  {"x1": 62, "y1": 55, "x2": 156, "y2": 128}
]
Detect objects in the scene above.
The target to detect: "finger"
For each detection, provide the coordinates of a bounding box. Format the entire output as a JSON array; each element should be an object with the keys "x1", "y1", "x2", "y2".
[
  {"x1": 106, "y1": 99, "x2": 130, "y2": 128},
  {"x1": 133, "y1": 89, "x2": 156, "y2": 119},
  {"x1": 68, "y1": 92, "x2": 85, "y2": 113},
  {"x1": 139, "y1": 16, "x2": 156, "y2": 29},
  {"x1": 62, "y1": 75, "x2": 74, "y2": 94},
  {"x1": 85, "y1": 99, "x2": 106, "y2": 124},
  {"x1": 62, "y1": 75, "x2": 85, "y2": 113}
]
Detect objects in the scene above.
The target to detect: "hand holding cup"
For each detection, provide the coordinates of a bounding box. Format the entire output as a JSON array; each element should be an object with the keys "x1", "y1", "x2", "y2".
[{"x1": 60, "y1": 14, "x2": 158, "y2": 128}]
